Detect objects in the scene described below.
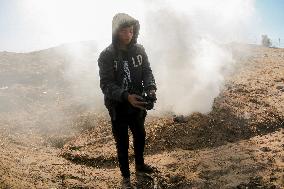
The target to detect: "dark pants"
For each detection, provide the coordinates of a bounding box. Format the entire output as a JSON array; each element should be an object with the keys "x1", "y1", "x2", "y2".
[{"x1": 110, "y1": 109, "x2": 146, "y2": 178}]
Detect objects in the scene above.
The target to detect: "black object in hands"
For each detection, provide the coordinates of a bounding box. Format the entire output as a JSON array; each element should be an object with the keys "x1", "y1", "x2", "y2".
[
  {"x1": 142, "y1": 91, "x2": 157, "y2": 110},
  {"x1": 129, "y1": 87, "x2": 156, "y2": 110}
]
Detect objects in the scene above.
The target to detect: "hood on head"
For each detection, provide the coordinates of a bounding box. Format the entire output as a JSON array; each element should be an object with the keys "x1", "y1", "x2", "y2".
[{"x1": 112, "y1": 13, "x2": 140, "y2": 46}]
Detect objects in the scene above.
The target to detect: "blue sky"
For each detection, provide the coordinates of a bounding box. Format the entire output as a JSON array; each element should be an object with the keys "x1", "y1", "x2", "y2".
[
  {"x1": 0, "y1": 0, "x2": 283, "y2": 52},
  {"x1": 0, "y1": 1, "x2": 22, "y2": 51},
  {"x1": 254, "y1": 0, "x2": 284, "y2": 46}
]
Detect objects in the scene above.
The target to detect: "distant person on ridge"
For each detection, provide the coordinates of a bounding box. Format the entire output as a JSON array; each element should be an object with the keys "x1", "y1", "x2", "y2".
[{"x1": 98, "y1": 13, "x2": 157, "y2": 188}]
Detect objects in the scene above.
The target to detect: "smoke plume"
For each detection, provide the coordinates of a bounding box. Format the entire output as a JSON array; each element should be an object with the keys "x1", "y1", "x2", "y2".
[
  {"x1": 17, "y1": 0, "x2": 256, "y2": 116},
  {"x1": 141, "y1": 0, "x2": 255, "y2": 115}
]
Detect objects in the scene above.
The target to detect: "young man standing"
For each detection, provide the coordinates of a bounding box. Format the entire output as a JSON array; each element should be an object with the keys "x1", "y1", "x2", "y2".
[{"x1": 98, "y1": 13, "x2": 157, "y2": 188}]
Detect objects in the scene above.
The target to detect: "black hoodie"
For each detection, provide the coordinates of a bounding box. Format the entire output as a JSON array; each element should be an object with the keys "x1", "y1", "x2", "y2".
[{"x1": 98, "y1": 13, "x2": 156, "y2": 112}]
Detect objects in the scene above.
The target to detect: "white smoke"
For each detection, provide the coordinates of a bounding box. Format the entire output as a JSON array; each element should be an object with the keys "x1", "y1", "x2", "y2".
[
  {"x1": 141, "y1": 0, "x2": 256, "y2": 115},
  {"x1": 17, "y1": 0, "x2": 256, "y2": 115}
]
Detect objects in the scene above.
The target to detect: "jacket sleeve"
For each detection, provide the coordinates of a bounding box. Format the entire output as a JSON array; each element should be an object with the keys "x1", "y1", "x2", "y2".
[
  {"x1": 98, "y1": 50, "x2": 129, "y2": 102},
  {"x1": 141, "y1": 47, "x2": 157, "y2": 91}
]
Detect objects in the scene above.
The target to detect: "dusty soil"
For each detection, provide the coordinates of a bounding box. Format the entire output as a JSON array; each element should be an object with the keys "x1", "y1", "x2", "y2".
[{"x1": 0, "y1": 45, "x2": 283, "y2": 189}]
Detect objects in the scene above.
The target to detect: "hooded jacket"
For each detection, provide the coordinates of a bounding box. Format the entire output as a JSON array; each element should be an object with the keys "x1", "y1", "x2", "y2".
[{"x1": 98, "y1": 13, "x2": 156, "y2": 111}]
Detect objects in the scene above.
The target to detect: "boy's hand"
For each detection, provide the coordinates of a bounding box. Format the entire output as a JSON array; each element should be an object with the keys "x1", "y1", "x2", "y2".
[{"x1": 127, "y1": 94, "x2": 147, "y2": 110}]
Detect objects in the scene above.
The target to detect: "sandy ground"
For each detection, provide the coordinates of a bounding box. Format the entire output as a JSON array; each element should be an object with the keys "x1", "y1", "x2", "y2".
[{"x1": 0, "y1": 45, "x2": 283, "y2": 189}]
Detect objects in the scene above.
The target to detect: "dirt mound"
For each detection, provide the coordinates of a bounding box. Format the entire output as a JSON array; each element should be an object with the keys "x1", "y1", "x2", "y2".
[
  {"x1": 59, "y1": 46, "x2": 284, "y2": 188},
  {"x1": 145, "y1": 45, "x2": 284, "y2": 153},
  {"x1": 0, "y1": 44, "x2": 284, "y2": 188}
]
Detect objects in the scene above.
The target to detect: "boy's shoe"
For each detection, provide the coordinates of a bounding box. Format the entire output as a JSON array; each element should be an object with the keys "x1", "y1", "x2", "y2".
[
  {"x1": 135, "y1": 164, "x2": 156, "y2": 174},
  {"x1": 121, "y1": 177, "x2": 132, "y2": 189}
]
